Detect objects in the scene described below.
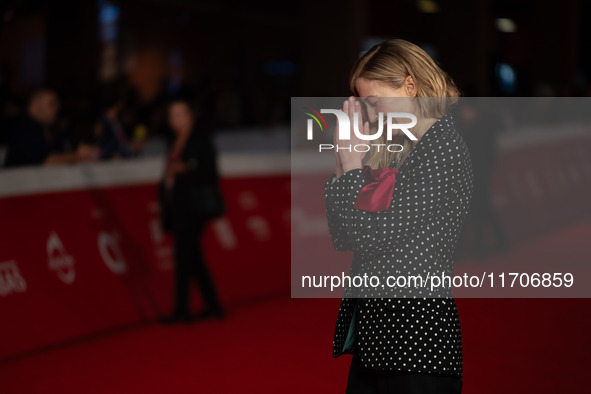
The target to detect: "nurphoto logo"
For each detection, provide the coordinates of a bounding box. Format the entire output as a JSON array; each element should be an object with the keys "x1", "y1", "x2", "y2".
[{"x1": 304, "y1": 108, "x2": 418, "y2": 153}]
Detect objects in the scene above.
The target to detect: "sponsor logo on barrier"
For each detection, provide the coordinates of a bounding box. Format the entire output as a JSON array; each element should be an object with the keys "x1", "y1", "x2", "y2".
[
  {"x1": 148, "y1": 203, "x2": 173, "y2": 271},
  {"x1": 47, "y1": 231, "x2": 76, "y2": 284},
  {"x1": 98, "y1": 231, "x2": 127, "y2": 274},
  {"x1": 212, "y1": 218, "x2": 237, "y2": 250},
  {"x1": 247, "y1": 216, "x2": 271, "y2": 242},
  {"x1": 0, "y1": 261, "x2": 27, "y2": 296}
]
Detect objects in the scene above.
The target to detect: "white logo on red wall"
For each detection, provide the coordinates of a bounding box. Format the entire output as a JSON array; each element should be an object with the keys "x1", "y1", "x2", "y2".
[
  {"x1": 98, "y1": 232, "x2": 127, "y2": 274},
  {"x1": 148, "y1": 201, "x2": 173, "y2": 270},
  {"x1": 247, "y1": 216, "x2": 270, "y2": 241},
  {"x1": 212, "y1": 218, "x2": 237, "y2": 249},
  {"x1": 238, "y1": 191, "x2": 270, "y2": 243},
  {"x1": 47, "y1": 231, "x2": 76, "y2": 284},
  {"x1": 149, "y1": 217, "x2": 173, "y2": 270},
  {"x1": 0, "y1": 261, "x2": 27, "y2": 296}
]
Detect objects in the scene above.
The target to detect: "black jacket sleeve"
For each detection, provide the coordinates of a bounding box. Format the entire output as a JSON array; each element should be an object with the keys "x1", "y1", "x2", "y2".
[
  {"x1": 324, "y1": 171, "x2": 365, "y2": 252},
  {"x1": 324, "y1": 136, "x2": 471, "y2": 255},
  {"x1": 179, "y1": 131, "x2": 219, "y2": 185}
]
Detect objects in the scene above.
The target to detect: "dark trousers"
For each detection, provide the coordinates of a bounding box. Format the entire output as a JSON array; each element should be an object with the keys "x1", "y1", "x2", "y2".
[
  {"x1": 172, "y1": 221, "x2": 222, "y2": 316},
  {"x1": 346, "y1": 353, "x2": 462, "y2": 394}
]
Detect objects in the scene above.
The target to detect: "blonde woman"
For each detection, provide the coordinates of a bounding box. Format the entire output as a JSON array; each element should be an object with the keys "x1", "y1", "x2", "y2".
[{"x1": 324, "y1": 39, "x2": 473, "y2": 393}]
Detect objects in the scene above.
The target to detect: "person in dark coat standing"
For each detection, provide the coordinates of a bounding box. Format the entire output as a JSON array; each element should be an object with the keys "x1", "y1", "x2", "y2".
[{"x1": 160, "y1": 99, "x2": 224, "y2": 323}]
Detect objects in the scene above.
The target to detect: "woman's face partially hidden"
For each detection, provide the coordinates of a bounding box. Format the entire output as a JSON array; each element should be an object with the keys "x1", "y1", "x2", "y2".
[
  {"x1": 355, "y1": 77, "x2": 416, "y2": 130},
  {"x1": 168, "y1": 102, "x2": 193, "y2": 134}
]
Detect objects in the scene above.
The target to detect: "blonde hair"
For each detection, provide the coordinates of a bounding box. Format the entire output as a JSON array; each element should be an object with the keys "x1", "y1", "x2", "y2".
[{"x1": 350, "y1": 39, "x2": 460, "y2": 169}]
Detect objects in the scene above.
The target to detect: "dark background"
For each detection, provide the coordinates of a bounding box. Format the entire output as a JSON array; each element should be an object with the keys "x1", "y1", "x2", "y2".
[
  {"x1": 1, "y1": 0, "x2": 590, "y2": 147},
  {"x1": 1, "y1": 2, "x2": 591, "y2": 393}
]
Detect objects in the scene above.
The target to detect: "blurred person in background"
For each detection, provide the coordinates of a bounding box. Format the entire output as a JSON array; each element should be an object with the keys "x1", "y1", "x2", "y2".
[
  {"x1": 159, "y1": 98, "x2": 225, "y2": 323},
  {"x1": 3, "y1": 89, "x2": 98, "y2": 167},
  {"x1": 0, "y1": 62, "x2": 20, "y2": 146},
  {"x1": 94, "y1": 88, "x2": 133, "y2": 160},
  {"x1": 457, "y1": 99, "x2": 508, "y2": 260}
]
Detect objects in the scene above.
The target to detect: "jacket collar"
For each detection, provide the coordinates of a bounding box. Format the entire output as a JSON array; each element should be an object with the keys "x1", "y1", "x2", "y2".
[{"x1": 389, "y1": 112, "x2": 455, "y2": 172}]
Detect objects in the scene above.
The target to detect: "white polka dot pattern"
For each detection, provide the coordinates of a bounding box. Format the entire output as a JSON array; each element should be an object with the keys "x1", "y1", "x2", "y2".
[{"x1": 324, "y1": 113, "x2": 474, "y2": 377}]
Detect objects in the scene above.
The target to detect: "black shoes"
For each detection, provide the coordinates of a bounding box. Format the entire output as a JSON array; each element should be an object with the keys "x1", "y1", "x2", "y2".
[
  {"x1": 159, "y1": 307, "x2": 226, "y2": 325},
  {"x1": 195, "y1": 307, "x2": 226, "y2": 321},
  {"x1": 159, "y1": 313, "x2": 194, "y2": 325}
]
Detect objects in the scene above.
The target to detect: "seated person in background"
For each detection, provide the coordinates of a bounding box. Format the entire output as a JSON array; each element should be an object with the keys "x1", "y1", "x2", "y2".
[
  {"x1": 3, "y1": 89, "x2": 98, "y2": 168},
  {"x1": 94, "y1": 92, "x2": 133, "y2": 160}
]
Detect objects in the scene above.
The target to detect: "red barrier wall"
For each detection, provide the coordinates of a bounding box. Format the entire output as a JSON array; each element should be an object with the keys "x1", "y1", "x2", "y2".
[{"x1": 0, "y1": 169, "x2": 291, "y2": 360}]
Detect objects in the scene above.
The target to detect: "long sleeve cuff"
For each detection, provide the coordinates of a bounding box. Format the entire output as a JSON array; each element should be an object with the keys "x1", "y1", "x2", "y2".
[{"x1": 324, "y1": 168, "x2": 366, "y2": 209}]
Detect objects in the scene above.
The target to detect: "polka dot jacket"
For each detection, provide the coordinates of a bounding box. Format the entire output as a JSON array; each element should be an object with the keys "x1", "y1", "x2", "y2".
[{"x1": 324, "y1": 113, "x2": 474, "y2": 377}]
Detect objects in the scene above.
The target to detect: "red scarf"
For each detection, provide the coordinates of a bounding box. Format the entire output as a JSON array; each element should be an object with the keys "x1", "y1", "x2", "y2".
[{"x1": 353, "y1": 165, "x2": 399, "y2": 212}]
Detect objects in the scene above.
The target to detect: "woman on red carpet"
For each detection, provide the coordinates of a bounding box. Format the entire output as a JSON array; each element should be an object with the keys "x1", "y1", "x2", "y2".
[
  {"x1": 324, "y1": 39, "x2": 473, "y2": 393},
  {"x1": 159, "y1": 99, "x2": 225, "y2": 323}
]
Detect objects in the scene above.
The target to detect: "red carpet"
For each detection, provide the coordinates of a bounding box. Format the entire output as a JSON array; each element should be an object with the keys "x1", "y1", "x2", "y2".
[
  {"x1": 0, "y1": 296, "x2": 590, "y2": 393},
  {"x1": 2, "y1": 221, "x2": 591, "y2": 393}
]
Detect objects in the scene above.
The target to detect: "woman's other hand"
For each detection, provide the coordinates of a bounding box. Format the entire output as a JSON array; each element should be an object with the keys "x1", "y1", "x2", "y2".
[
  {"x1": 168, "y1": 160, "x2": 187, "y2": 176},
  {"x1": 164, "y1": 160, "x2": 188, "y2": 188},
  {"x1": 333, "y1": 112, "x2": 344, "y2": 179},
  {"x1": 335, "y1": 96, "x2": 370, "y2": 178}
]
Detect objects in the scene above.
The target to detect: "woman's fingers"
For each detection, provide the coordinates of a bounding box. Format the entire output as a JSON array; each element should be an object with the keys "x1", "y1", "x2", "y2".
[
  {"x1": 355, "y1": 100, "x2": 363, "y2": 134},
  {"x1": 345, "y1": 96, "x2": 363, "y2": 139},
  {"x1": 348, "y1": 97, "x2": 355, "y2": 130},
  {"x1": 333, "y1": 115, "x2": 337, "y2": 145},
  {"x1": 332, "y1": 97, "x2": 366, "y2": 172},
  {"x1": 334, "y1": 100, "x2": 348, "y2": 166},
  {"x1": 343, "y1": 99, "x2": 349, "y2": 133}
]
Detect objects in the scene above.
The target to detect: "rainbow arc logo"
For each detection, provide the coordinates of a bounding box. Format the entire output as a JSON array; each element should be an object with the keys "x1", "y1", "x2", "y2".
[{"x1": 303, "y1": 107, "x2": 328, "y2": 132}]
